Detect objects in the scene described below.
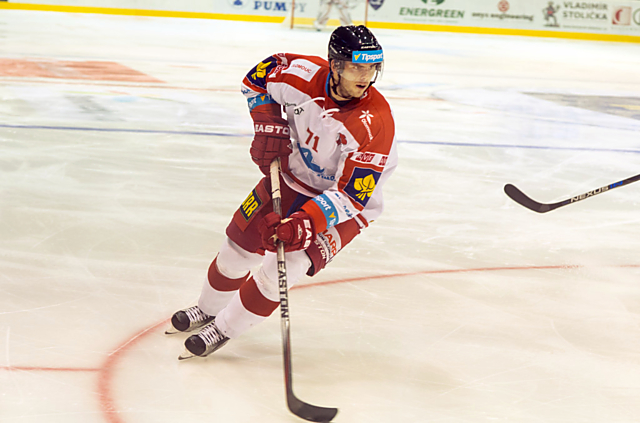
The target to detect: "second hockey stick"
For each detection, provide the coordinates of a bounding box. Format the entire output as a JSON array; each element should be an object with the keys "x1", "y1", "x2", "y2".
[
  {"x1": 504, "y1": 172, "x2": 640, "y2": 213},
  {"x1": 270, "y1": 158, "x2": 339, "y2": 423}
]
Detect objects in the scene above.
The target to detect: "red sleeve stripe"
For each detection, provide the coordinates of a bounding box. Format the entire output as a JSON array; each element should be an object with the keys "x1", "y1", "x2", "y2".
[
  {"x1": 302, "y1": 199, "x2": 328, "y2": 234},
  {"x1": 356, "y1": 214, "x2": 369, "y2": 228}
]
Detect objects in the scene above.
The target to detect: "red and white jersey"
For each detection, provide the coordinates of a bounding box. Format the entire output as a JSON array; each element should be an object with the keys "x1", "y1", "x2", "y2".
[{"x1": 242, "y1": 53, "x2": 397, "y2": 233}]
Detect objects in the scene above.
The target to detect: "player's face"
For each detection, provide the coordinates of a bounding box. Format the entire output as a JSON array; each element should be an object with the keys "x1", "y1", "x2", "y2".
[
  {"x1": 341, "y1": 62, "x2": 379, "y2": 83},
  {"x1": 331, "y1": 61, "x2": 380, "y2": 100}
]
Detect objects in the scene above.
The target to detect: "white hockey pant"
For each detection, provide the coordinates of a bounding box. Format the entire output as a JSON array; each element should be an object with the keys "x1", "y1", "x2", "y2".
[
  {"x1": 315, "y1": 0, "x2": 353, "y2": 27},
  {"x1": 198, "y1": 237, "x2": 311, "y2": 339}
]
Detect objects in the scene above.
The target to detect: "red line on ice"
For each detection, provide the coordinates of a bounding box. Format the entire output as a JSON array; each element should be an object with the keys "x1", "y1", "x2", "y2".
[{"x1": 5, "y1": 263, "x2": 640, "y2": 422}]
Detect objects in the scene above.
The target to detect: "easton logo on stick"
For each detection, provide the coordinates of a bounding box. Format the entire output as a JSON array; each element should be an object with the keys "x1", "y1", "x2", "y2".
[{"x1": 278, "y1": 263, "x2": 289, "y2": 318}]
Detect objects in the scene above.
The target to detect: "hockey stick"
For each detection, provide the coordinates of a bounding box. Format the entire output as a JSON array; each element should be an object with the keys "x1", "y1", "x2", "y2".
[
  {"x1": 504, "y1": 172, "x2": 640, "y2": 213},
  {"x1": 270, "y1": 158, "x2": 339, "y2": 423}
]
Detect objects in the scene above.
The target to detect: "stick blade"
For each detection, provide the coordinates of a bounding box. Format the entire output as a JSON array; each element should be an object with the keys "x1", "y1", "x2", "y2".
[
  {"x1": 287, "y1": 392, "x2": 338, "y2": 422},
  {"x1": 504, "y1": 183, "x2": 552, "y2": 213}
]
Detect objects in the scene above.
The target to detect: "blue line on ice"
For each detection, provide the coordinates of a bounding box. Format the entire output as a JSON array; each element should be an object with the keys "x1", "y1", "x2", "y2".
[{"x1": 2, "y1": 124, "x2": 639, "y2": 155}]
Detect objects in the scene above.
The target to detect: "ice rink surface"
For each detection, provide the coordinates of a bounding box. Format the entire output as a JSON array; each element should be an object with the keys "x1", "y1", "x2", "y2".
[{"x1": 1, "y1": 10, "x2": 640, "y2": 423}]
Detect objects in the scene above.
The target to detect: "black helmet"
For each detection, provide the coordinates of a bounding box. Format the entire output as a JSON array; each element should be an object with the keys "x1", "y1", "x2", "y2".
[{"x1": 328, "y1": 25, "x2": 383, "y2": 64}]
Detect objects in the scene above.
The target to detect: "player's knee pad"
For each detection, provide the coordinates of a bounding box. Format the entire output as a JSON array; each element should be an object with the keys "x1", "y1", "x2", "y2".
[
  {"x1": 306, "y1": 218, "x2": 361, "y2": 276},
  {"x1": 253, "y1": 251, "x2": 311, "y2": 301},
  {"x1": 217, "y1": 237, "x2": 262, "y2": 279}
]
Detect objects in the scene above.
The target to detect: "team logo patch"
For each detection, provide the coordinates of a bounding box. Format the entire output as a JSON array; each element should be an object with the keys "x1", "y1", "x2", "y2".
[
  {"x1": 251, "y1": 61, "x2": 272, "y2": 80},
  {"x1": 240, "y1": 188, "x2": 263, "y2": 221},
  {"x1": 248, "y1": 60, "x2": 278, "y2": 88},
  {"x1": 344, "y1": 167, "x2": 381, "y2": 207}
]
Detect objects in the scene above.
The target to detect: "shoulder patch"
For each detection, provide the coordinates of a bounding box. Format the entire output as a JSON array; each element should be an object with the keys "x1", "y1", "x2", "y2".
[
  {"x1": 281, "y1": 59, "x2": 321, "y2": 82},
  {"x1": 344, "y1": 167, "x2": 382, "y2": 207},
  {"x1": 247, "y1": 59, "x2": 279, "y2": 89}
]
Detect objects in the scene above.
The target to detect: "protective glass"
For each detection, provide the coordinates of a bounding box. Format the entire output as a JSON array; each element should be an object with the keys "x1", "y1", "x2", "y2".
[{"x1": 334, "y1": 60, "x2": 383, "y2": 83}]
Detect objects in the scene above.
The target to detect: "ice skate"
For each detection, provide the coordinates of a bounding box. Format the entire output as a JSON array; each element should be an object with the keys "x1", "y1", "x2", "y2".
[
  {"x1": 312, "y1": 20, "x2": 324, "y2": 31},
  {"x1": 178, "y1": 320, "x2": 229, "y2": 360},
  {"x1": 165, "y1": 305, "x2": 214, "y2": 335}
]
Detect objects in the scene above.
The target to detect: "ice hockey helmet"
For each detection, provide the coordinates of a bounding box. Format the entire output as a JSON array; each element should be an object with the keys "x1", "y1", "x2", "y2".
[{"x1": 328, "y1": 25, "x2": 383, "y2": 64}]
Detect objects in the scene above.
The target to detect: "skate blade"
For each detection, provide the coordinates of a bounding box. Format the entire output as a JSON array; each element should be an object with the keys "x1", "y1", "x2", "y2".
[
  {"x1": 165, "y1": 325, "x2": 180, "y2": 335},
  {"x1": 178, "y1": 350, "x2": 197, "y2": 361}
]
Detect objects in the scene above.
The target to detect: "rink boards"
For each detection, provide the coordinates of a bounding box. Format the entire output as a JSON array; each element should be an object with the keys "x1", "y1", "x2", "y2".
[{"x1": 2, "y1": 0, "x2": 640, "y2": 43}]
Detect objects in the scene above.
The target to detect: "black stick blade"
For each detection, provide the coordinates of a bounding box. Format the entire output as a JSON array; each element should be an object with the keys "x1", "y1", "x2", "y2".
[
  {"x1": 287, "y1": 392, "x2": 338, "y2": 423},
  {"x1": 505, "y1": 173, "x2": 640, "y2": 214},
  {"x1": 504, "y1": 184, "x2": 556, "y2": 213}
]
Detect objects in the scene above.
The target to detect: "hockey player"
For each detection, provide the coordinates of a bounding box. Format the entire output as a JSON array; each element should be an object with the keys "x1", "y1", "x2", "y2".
[
  {"x1": 313, "y1": 0, "x2": 353, "y2": 31},
  {"x1": 168, "y1": 25, "x2": 397, "y2": 359}
]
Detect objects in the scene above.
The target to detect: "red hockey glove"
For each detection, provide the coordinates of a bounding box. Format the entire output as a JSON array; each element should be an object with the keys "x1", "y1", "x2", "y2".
[
  {"x1": 250, "y1": 113, "x2": 292, "y2": 175},
  {"x1": 259, "y1": 211, "x2": 316, "y2": 252}
]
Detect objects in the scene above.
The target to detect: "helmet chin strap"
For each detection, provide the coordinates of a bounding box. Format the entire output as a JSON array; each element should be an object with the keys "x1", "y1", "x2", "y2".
[
  {"x1": 329, "y1": 59, "x2": 357, "y2": 102},
  {"x1": 329, "y1": 70, "x2": 349, "y2": 102}
]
